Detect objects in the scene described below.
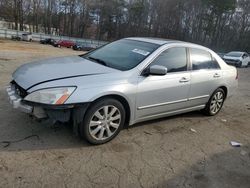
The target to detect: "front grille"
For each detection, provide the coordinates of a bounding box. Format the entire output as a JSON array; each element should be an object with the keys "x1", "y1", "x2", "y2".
[
  {"x1": 11, "y1": 81, "x2": 28, "y2": 98},
  {"x1": 224, "y1": 59, "x2": 237, "y2": 64}
]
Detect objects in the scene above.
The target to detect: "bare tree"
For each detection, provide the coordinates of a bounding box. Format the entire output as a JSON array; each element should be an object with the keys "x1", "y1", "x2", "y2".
[{"x1": 1, "y1": 0, "x2": 250, "y2": 51}]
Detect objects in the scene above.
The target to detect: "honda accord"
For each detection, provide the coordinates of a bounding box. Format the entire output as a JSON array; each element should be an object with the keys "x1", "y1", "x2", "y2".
[{"x1": 6, "y1": 38, "x2": 238, "y2": 144}]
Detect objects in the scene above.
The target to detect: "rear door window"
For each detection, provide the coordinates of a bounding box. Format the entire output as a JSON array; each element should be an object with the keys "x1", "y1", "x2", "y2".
[{"x1": 190, "y1": 48, "x2": 220, "y2": 70}]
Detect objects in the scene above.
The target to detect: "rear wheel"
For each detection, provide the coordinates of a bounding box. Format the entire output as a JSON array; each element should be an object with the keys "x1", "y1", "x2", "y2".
[
  {"x1": 203, "y1": 88, "x2": 225, "y2": 116},
  {"x1": 80, "y1": 98, "x2": 125, "y2": 145}
]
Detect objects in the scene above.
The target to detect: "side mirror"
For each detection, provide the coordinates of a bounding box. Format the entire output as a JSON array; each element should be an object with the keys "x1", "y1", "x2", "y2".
[{"x1": 144, "y1": 65, "x2": 168, "y2": 76}]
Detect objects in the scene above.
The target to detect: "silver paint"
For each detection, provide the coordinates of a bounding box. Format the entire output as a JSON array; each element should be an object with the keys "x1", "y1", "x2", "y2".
[{"x1": 9, "y1": 37, "x2": 238, "y2": 125}]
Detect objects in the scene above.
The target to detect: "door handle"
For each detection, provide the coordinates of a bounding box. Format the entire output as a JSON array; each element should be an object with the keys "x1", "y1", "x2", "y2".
[
  {"x1": 179, "y1": 77, "x2": 190, "y2": 83},
  {"x1": 213, "y1": 73, "x2": 221, "y2": 78}
]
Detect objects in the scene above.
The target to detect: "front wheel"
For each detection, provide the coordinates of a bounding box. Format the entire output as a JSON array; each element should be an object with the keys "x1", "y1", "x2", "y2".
[
  {"x1": 203, "y1": 88, "x2": 226, "y2": 116},
  {"x1": 80, "y1": 98, "x2": 125, "y2": 145}
]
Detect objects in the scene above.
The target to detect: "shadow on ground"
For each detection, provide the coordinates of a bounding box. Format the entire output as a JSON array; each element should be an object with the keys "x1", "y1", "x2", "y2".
[
  {"x1": 129, "y1": 110, "x2": 206, "y2": 129},
  {"x1": 0, "y1": 82, "x2": 210, "y2": 153},
  {"x1": 0, "y1": 109, "x2": 206, "y2": 152}
]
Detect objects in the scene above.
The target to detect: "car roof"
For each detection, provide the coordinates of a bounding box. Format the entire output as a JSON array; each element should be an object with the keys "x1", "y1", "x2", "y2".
[
  {"x1": 125, "y1": 37, "x2": 211, "y2": 52},
  {"x1": 126, "y1": 37, "x2": 181, "y2": 45}
]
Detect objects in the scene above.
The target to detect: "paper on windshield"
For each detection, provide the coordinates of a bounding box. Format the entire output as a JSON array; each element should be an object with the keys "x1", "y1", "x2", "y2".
[{"x1": 132, "y1": 49, "x2": 150, "y2": 56}]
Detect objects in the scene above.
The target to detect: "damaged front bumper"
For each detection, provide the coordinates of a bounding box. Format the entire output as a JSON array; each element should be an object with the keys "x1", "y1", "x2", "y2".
[
  {"x1": 6, "y1": 84, "x2": 57, "y2": 119},
  {"x1": 6, "y1": 84, "x2": 89, "y2": 136},
  {"x1": 6, "y1": 85, "x2": 33, "y2": 114},
  {"x1": 6, "y1": 84, "x2": 85, "y2": 121}
]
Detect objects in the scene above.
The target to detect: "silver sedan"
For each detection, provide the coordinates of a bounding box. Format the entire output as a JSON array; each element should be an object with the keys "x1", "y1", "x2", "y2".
[{"x1": 7, "y1": 38, "x2": 238, "y2": 144}]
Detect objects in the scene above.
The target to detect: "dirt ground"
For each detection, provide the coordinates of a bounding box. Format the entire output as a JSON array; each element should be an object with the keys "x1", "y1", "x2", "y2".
[{"x1": 0, "y1": 39, "x2": 250, "y2": 188}]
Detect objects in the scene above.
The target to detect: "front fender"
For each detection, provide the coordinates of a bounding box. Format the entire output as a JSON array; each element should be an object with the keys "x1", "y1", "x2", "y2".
[
  {"x1": 66, "y1": 84, "x2": 135, "y2": 103},
  {"x1": 65, "y1": 83, "x2": 137, "y2": 123}
]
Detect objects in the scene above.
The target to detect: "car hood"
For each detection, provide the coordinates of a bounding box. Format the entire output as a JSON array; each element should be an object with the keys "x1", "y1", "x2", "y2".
[
  {"x1": 13, "y1": 56, "x2": 119, "y2": 90},
  {"x1": 223, "y1": 56, "x2": 241, "y2": 61}
]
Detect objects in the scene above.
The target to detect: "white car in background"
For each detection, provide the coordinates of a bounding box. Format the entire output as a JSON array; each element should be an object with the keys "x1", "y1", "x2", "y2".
[
  {"x1": 22, "y1": 33, "x2": 33, "y2": 42},
  {"x1": 223, "y1": 51, "x2": 250, "y2": 68}
]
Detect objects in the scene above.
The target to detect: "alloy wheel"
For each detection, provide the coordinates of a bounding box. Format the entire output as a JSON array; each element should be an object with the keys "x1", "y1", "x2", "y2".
[
  {"x1": 210, "y1": 91, "x2": 224, "y2": 114},
  {"x1": 88, "y1": 105, "x2": 121, "y2": 141}
]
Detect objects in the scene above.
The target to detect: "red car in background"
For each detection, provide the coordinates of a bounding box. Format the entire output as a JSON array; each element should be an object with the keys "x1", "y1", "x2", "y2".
[{"x1": 54, "y1": 40, "x2": 75, "y2": 48}]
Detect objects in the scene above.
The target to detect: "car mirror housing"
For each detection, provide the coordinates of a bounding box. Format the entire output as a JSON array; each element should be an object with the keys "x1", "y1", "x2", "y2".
[{"x1": 144, "y1": 65, "x2": 168, "y2": 76}]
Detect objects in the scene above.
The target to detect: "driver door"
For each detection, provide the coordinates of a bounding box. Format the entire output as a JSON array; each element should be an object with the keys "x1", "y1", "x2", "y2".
[{"x1": 135, "y1": 47, "x2": 191, "y2": 121}]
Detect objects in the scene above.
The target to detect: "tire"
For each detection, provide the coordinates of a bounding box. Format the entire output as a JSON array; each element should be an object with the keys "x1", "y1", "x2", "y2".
[
  {"x1": 203, "y1": 88, "x2": 226, "y2": 116},
  {"x1": 80, "y1": 98, "x2": 125, "y2": 145}
]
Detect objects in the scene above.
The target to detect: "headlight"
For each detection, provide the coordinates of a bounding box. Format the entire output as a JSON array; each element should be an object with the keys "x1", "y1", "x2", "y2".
[{"x1": 24, "y1": 87, "x2": 76, "y2": 105}]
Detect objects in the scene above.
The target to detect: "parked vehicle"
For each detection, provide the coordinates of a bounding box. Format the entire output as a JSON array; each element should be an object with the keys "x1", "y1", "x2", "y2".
[
  {"x1": 7, "y1": 38, "x2": 238, "y2": 144},
  {"x1": 40, "y1": 38, "x2": 56, "y2": 45},
  {"x1": 22, "y1": 33, "x2": 33, "y2": 42},
  {"x1": 54, "y1": 40, "x2": 75, "y2": 48},
  {"x1": 73, "y1": 41, "x2": 95, "y2": 51},
  {"x1": 11, "y1": 35, "x2": 21, "y2": 41},
  {"x1": 223, "y1": 51, "x2": 250, "y2": 68}
]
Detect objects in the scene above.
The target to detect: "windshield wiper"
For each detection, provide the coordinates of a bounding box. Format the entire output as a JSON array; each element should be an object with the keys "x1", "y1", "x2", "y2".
[{"x1": 88, "y1": 56, "x2": 108, "y2": 66}]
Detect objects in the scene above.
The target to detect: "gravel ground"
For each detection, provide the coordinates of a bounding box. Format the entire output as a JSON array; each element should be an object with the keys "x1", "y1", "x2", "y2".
[{"x1": 0, "y1": 39, "x2": 250, "y2": 188}]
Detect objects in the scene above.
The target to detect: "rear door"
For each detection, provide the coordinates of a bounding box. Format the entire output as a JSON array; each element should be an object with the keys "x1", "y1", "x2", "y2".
[{"x1": 188, "y1": 48, "x2": 223, "y2": 107}]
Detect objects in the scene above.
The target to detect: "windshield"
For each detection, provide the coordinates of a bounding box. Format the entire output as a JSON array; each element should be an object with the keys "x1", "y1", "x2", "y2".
[
  {"x1": 82, "y1": 39, "x2": 160, "y2": 71},
  {"x1": 225, "y1": 52, "x2": 243, "y2": 57},
  {"x1": 76, "y1": 41, "x2": 84, "y2": 45}
]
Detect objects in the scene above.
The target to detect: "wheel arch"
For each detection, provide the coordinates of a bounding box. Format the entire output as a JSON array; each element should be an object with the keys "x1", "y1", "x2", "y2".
[
  {"x1": 89, "y1": 94, "x2": 132, "y2": 126},
  {"x1": 203, "y1": 85, "x2": 228, "y2": 116},
  {"x1": 218, "y1": 86, "x2": 228, "y2": 99}
]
